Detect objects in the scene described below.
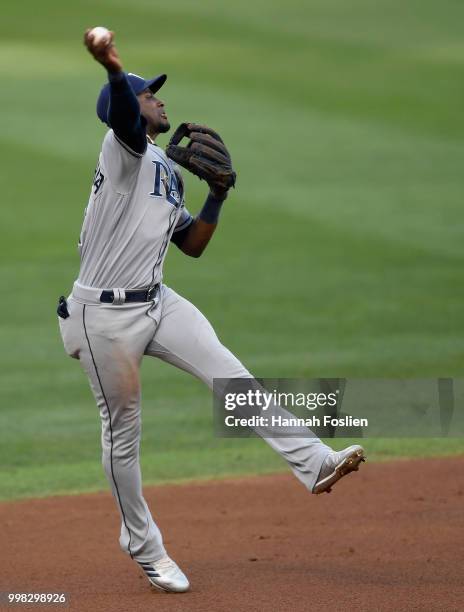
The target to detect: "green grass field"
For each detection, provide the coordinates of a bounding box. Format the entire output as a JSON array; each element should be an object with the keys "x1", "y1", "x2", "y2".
[{"x1": 0, "y1": 1, "x2": 463, "y2": 501}]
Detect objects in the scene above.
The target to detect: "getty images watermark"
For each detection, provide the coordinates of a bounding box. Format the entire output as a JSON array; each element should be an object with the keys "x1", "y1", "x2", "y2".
[
  {"x1": 212, "y1": 378, "x2": 464, "y2": 438},
  {"x1": 222, "y1": 388, "x2": 364, "y2": 429}
]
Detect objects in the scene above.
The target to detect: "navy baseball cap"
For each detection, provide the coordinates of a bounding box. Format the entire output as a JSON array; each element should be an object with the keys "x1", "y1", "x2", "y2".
[{"x1": 96, "y1": 72, "x2": 167, "y2": 124}]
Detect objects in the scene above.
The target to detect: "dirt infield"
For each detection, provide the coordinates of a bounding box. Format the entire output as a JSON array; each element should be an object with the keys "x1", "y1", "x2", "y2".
[{"x1": 1, "y1": 457, "x2": 463, "y2": 612}]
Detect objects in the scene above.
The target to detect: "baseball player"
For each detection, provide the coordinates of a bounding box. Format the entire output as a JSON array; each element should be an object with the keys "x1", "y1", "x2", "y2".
[{"x1": 57, "y1": 29, "x2": 365, "y2": 594}]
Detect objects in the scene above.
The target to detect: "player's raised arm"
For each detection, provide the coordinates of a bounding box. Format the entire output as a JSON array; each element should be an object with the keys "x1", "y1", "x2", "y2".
[{"x1": 84, "y1": 28, "x2": 147, "y2": 155}]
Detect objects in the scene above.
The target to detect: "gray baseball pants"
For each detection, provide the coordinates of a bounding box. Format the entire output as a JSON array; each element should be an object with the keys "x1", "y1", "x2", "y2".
[{"x1": 59, "y1": 282, "x2": 331, "y2": 563}]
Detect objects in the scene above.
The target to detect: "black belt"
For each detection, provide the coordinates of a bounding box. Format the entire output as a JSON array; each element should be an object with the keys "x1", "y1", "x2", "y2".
[{"x1": 100, "y1": 284, "x2": 160, "y2": 304}]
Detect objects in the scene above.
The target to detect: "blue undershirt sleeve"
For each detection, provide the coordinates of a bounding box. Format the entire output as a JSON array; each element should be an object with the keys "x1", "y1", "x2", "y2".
[{"x1": 107, "y1": 72, "x2": 147, "y2": 155}]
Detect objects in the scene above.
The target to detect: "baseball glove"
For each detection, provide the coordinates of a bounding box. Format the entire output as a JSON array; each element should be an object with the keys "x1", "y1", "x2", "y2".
[{"x1": 166, "y1": 123, "x2": 236, "y2": 195}]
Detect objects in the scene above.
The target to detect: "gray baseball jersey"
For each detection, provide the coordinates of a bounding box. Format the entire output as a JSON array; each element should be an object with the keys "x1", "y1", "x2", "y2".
[{"x1": 77, "y1": 130, "x2": 192, "y2": 289}]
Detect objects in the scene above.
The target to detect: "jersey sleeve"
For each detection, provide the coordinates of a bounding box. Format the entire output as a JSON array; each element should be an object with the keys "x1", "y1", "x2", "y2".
[
  {"x1": 101, "y1": 129, "x2": 143, "y2": 195},
  {"x1": 174, "y1": 207, "x2": 194, "y2": 233},
  {"x1": 170, "y1": 207, "x2": 194, "y2": 247}
]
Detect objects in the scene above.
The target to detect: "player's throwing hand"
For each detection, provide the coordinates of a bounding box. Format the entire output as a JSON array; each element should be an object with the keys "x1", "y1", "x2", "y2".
[{"x1": 84, "y1": 27, "x2": 122, "y2": 73}]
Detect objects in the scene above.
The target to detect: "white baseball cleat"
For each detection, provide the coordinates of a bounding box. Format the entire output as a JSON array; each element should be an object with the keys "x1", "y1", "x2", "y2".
[
  {"x1": 138, "y1": 556, "x2": 190, "y2": 593},
  {"x1": 313, "y1": 444, "x2": 365, "y2": 494}
]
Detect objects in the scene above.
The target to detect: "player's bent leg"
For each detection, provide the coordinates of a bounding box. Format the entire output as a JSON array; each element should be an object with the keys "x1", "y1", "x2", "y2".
[
  {"x1": 59, "y1": 298, "x2": 166, "y2": 562},
  {"x1": 145, "y1": 286, "x2": 247, "y2": 383},
  {"x1": 145, "y1": 286, "x2": 333, "y2": 492}
]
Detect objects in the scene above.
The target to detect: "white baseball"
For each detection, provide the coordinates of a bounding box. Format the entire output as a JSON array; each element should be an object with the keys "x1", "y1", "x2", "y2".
[{"x1": 89, "y1": 26, "x2": 111, "y2": 45}]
